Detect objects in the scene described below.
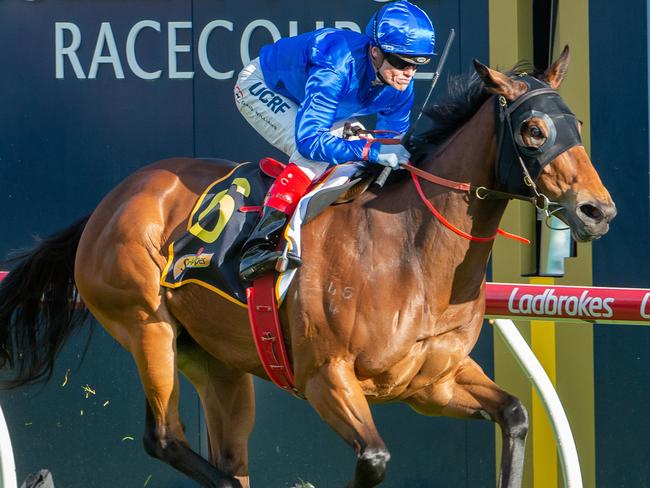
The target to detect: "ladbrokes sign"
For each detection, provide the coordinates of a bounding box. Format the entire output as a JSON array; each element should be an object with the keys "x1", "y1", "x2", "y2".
[
  {"x1": 507, "y1": 287, "x2": 615, "y2": 318},
  {"x1": 485, "y1": 283, "x2": 650, "y2": 323}
]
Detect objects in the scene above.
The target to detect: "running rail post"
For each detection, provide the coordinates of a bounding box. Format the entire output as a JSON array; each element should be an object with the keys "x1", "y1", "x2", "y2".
[
  {"x1": 492, "y1": 319, "x2": 582, "y2": 488},
  {"x1": 0, "y1": 405, "x2": 16, "y2": 488},
  {"x1": 0, "y1": 272, "x2": 16, "y2": 488}
]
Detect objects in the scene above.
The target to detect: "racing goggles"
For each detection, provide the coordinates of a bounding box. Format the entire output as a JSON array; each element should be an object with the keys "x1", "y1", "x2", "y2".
[{"x1": 383, "y1": 52, "x2": 431, "y2": 70}]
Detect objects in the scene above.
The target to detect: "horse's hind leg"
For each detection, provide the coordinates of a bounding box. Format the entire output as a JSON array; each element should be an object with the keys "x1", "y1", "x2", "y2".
[
  {"x1": 405, "y1": 356, "x2": 528, "y2": 488},
  {"x1": 102, "y1": 306, "x2": 242, "y2": 488},
  {"x1": 303, "y1": 359, "x2": 390, "y2": 488},
  {"x1": 177, "y1": 333, "x2": 255, "y2": 488}
]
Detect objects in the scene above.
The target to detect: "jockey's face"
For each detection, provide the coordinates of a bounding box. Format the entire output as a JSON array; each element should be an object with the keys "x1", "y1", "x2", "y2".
[{"x1": 370, "y1": 46, "x2": 417, "y2": 91}]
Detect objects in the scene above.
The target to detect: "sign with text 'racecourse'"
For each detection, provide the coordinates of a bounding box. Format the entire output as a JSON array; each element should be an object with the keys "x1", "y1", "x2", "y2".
[{"x1": 54, "y1": 19, "x2": 405, "y2": 80}]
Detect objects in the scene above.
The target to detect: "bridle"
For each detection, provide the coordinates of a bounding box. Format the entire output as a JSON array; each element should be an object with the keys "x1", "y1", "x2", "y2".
[
  {"x1": 484, "y1": 75, "x2": 582, "y2": 218},
  {"x1": 359, "y1": 75, "x2": 584, "y2": 242}
]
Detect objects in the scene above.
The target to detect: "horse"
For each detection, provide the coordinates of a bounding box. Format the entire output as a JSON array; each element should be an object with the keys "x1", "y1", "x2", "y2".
[{"x1": 0, "y1": 47, "x2": 615, "y2": 488}]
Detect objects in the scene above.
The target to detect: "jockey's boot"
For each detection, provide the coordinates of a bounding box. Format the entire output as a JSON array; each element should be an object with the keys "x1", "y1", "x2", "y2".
[
  {"x1": 239, "y1": 163, "x2": 312, "y2": 282},
  {"x1": 239, "y1": 207, "x2": 302, "y2": 281}
]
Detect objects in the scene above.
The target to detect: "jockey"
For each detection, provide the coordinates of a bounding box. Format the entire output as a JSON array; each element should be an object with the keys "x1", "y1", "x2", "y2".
[{"x1": 234, "y1": 0, "x2": 436, "y2": 282}]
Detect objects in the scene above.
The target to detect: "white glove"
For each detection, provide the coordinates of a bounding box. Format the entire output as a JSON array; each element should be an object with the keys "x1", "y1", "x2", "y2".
[{"x1": 376, "y1": 144, "x2": 410, "y2": 169}]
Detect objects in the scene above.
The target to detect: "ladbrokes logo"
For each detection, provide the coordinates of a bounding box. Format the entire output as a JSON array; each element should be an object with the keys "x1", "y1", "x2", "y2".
[
  {"x1": 173, "y1": 249, "x2": 214, "y2": 279},
  {"x1": 507, "y1": 287, "x2": 615, "y2": 318}
]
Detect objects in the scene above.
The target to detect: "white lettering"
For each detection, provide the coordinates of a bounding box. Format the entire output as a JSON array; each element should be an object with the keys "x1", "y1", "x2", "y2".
[
  {"x1": 55, "y1": 22, "x2": 86, "y2": 79},
  {"x1": 507, "y1": 287, "x2": 520, "y2": 314},
  {"x1": 578, "y1": 290, "x2": 590, "y2": 316},
  {"x1": 88, "y1": 22, "x2": 124, "y2": 79},
  {"x1": 53, "y1": 19, "x2": 418, "y2": 82},
  {"x1": 335, "y1": 21, "x2": 361, "y2": 32},
  {"x1": 168, "y1": 21, "x2": 193, "y2": 79},
  {"x1": 588, "y1": 297, "x2": 603, "y2": 317},
  {"x1": 289, "y1": 21, "x2": 299, "y2": 38},
  {"x1": 602, "y1": 297, "x2": 614, "y2": 318},
  {"x1": 545, "y1": 290, "x2": 558, "y2": 315},
  {"x1": 126, "y1": 20, "x2": 162, "y2": 80},
  {"x1": 503, "y1": 288, "x2": 622, "y2": 320},
  {"x1": 240, "y1": 19, "x2": 281, "y2": 66},
  {"x1": 288, "y1": 21, "x2": 324, "y2": 37},
  {"x1": 531, "y1": 289, "x2": 548, "y2": 315},
  {"x1": 198, "y1": 20, "x2": 235, "y2": 80},
  {"x1": 640, "y1": 293, "x2": 650, "y2": 319},
  {"x1": 565, "y1": 296, "x2": 578, "y2": 316}
]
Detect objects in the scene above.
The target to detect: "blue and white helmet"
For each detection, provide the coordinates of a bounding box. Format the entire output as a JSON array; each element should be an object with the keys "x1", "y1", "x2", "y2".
[{"x1": 365, "y1": 1, "x2": 436, "y2": 65}]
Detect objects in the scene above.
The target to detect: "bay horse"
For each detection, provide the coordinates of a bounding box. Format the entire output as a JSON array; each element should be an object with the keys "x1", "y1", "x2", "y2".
[{"x1": 0, "y1": 47, "x2": 615, "y2": 488}]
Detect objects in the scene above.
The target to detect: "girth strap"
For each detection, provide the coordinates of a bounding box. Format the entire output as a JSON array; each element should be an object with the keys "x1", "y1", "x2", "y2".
[{"x1": 247, "y1": 274, "x2": 298, "y2": 395}]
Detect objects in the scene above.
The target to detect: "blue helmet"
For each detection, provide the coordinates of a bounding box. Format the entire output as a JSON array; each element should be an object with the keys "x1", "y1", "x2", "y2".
[{"x1": 365, "y1": 1, "x2": 436, "y2": 64}]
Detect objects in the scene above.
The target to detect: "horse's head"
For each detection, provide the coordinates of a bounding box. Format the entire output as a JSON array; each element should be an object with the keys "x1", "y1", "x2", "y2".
[{"x1": 473, "y1": 47, "x2": 616, "y2": 241}]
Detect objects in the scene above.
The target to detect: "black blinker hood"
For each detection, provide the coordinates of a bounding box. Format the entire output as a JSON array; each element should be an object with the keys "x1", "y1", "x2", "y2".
[{"x1": 495, "y1": 75, "x2": 582, "y2": 195}]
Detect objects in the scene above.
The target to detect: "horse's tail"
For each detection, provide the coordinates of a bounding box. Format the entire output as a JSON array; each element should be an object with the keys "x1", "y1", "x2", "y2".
[{"x1": 0, "y1": 216, "x2": 91, "y2": 388}]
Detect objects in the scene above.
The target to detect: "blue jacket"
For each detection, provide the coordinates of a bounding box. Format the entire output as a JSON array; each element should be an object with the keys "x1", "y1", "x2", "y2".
[{"x1": 259, "y1": 29, "x2": 414, "y2": 165}]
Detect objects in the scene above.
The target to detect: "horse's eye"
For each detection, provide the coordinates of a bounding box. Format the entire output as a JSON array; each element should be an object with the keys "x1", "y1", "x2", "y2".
[{"x1": 530, "y1": 126, "x2": 543, "y2": 139}]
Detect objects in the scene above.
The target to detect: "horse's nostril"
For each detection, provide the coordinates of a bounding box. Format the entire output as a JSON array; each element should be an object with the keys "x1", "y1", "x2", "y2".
[{"x1": 578, "y1": 203, "x2": 604, "y2": 222}]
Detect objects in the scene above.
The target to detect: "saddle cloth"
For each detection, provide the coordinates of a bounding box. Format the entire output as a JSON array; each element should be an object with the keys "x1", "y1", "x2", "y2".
[{"x1": 160, "y1": 160, "x2": 365, "y2": 306}]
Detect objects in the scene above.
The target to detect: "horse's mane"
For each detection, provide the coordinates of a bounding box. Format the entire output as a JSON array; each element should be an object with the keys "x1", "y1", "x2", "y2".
[{"x1": 411, "y1": 62, "x2": 538, "y2": 155}]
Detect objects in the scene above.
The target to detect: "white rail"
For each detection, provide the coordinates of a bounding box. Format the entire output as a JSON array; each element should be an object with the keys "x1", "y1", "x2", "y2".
[
  {"x1": 493, "y1": 319, "x2": 582, "y2": 488},
  {"x1": 0, "y1": 405, "x2": 16, "y2": 488}
]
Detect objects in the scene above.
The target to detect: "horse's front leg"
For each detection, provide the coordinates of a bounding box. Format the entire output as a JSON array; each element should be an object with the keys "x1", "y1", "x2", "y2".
[
  {"x1": 405, "y1": 356, "x2": 528, "y2": 488},
  {"x1": 303, "y1": 359, "x2": 390, "y2": 488}
]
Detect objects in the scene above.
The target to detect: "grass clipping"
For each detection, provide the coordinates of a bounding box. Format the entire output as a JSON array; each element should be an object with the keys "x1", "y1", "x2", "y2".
[{"x1": 291, "y1": 480, "x2": 315, "y2": 488}]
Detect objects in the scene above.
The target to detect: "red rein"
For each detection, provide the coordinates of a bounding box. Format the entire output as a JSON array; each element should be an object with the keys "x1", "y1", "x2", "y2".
[
  {"x1": 366, "y1": 135, "x2": 529, "y2": 244},
  {"x1": 407, "y1": 168, "x2": 530, "y2": 244}
]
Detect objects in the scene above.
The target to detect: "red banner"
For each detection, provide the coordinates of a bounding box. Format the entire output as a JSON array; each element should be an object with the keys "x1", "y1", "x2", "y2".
[{"x1": 485, "y1": 282, "x2": 650, "y2": 323}]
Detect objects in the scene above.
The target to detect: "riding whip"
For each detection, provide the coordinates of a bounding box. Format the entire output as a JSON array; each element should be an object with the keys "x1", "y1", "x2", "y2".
[{"x1": 375, "y1": 28, "x2": 456, "y2": 188}]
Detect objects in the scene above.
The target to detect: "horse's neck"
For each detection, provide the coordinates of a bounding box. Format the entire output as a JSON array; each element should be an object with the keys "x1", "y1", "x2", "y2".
[
  {"x1": 422, "y1": 98, "x2": 497, "y2": 186},
  {"x1": 399, "y1": 98, "x2": 508, "y2": 302}
]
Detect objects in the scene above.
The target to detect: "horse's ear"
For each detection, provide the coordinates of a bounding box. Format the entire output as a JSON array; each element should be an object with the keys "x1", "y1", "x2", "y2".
[
  {"x1": 473, "y1": 59, "x2": 527, "y2": 101},
  {"x1": 542, "y1": 45, "x2": 570, "y2": 89}
]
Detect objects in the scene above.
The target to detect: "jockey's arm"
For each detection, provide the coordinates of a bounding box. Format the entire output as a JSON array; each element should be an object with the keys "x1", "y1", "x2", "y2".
[
  {"x1": 295, "y1": 67, "x2": 410, "y2": 165},
  {"x1": 295, "y1": 67, "x2": 366, "y2": 164}
]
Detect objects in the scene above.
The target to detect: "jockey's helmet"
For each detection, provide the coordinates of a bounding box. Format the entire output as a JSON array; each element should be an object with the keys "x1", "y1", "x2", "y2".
[{"x1": 365, "y1": 1, "x2": 436, "y2": 65}]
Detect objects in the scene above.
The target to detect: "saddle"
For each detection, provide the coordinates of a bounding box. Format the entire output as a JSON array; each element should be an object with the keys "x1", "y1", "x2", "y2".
[
  {"x1": 159, "y1": 157, "x2": 384, "y2": 394},
  {"x1": 160, "y1": 158, "x2": 372, "y2": 306},
  {"x1": 260, "y1": 156, "x2": 374, "y2": 210}
]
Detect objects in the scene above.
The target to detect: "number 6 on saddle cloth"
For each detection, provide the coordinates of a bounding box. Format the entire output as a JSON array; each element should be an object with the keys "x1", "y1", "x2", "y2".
[{"x1": 160, "y1": 157, "x2": 369, "y2": 308}]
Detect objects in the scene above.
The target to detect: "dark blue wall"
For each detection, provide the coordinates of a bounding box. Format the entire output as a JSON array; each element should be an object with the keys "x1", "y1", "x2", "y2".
[
  {"x1": 590, "y1": 1, "x2": 650, "y2": 487},
  {"x1": 0, "y1": 1, "x2": 492, "y2": 487}
]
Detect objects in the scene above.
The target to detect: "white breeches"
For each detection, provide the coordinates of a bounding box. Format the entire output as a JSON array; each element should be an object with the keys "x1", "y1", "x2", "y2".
[{"x1": 234, "y1": 58, "x2": 358, "y2": 181}]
